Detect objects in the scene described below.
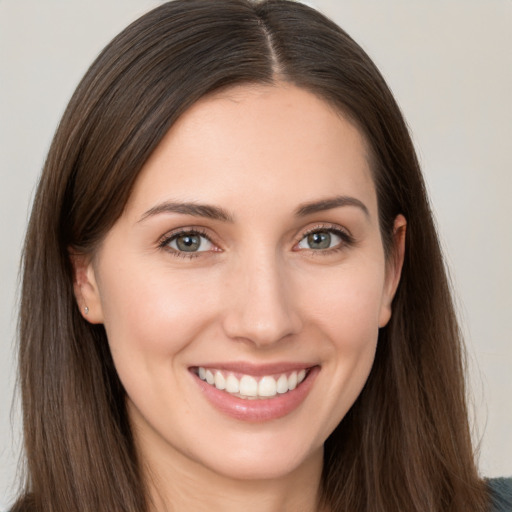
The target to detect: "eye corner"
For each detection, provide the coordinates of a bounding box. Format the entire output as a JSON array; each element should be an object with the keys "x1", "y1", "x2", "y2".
[
  {"x1": 294, "y1": 223, "x2": 355, "y2": 254},
  {"x1": 158, "y1": 227, "x2": 221, "y2": 259}
]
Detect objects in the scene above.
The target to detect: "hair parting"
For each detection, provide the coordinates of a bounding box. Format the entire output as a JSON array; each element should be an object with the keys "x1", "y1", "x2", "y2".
[{"x1": 14, "y1": 1, "x2": 489, "y2": 511}]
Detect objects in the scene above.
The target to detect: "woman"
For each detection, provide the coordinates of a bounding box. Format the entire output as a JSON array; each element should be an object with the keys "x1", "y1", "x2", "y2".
[{"x1": 10, "y1": 0, "x2": 511, "y2": 511}]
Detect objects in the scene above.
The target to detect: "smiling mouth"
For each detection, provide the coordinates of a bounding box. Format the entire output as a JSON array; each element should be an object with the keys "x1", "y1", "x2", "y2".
[{"x1": 192, "y1": 367, "x2": 312, "y2": 400}]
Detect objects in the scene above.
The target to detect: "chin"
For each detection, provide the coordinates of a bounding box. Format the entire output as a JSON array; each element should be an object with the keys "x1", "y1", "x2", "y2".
[{"x1": 183, "y1": 428, "x2": 325, "y2": 482}]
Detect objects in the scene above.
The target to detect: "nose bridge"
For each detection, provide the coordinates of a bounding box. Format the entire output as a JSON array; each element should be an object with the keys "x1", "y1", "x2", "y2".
[{"x1": 222, "y1": 248, "x2": 301, "y2": 346}]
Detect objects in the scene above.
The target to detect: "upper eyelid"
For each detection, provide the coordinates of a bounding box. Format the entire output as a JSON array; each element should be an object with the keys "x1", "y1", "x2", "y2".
[
  {"x1": 159, "y1": 226, "x2": 212, "y2": 241},
  {"x1": 293, "y1": 224, "x2": 356, "y2": 254},
  {"x1": 296, "y1": 223, "x2": 353, "y2": 241},
  {"x1": 157, "y1": 223, "x2": 354, "y2": 250},
  {"x1": 158, "y1": 227, "x2": 217, "y2": 249}
]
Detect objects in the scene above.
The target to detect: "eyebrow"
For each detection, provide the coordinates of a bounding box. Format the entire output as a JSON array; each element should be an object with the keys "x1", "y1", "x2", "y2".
[
  {"x1": 294, "y1": 195, "x2": 370, "y2": 218},
  {"x1": 139, "y1": 195, "x2": 369, "y2": 223},
  {"x1": 139, "y1": 201, "x2": 234, "y2": 223}
]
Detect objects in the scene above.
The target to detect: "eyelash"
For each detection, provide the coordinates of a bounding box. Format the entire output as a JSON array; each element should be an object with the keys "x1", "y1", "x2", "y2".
[
  {"x1": 294, "y1": 224, "x2": 355, "y2": 255},
  {"x1": 158, "y1": 228, "x2": 215, "y2": 260},
  {"x1": 158, "y1": 224, "x2": 355, "y2": 259}
]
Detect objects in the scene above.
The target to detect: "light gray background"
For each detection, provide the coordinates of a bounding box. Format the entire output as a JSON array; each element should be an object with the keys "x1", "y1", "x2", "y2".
[{"x1": 1, "y1": 0, "x2": 511, "y2": 507}]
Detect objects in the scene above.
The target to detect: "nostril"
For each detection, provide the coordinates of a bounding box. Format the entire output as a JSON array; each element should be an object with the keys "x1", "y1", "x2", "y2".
[{"x1": 220, "y1": 262, "x2": 303, "y2": 345}]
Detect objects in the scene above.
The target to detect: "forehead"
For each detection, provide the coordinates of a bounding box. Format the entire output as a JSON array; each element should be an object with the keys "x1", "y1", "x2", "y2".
[{"x1": 126, "y1": 83, "x2": 377, "y2": 220}]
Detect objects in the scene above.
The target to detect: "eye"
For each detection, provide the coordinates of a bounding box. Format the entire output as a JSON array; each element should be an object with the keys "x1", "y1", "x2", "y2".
[
  {"x1": 296, "y1": 228, "x2": 350, "y2": 251},
  {"x1": 164, "y1": 231, "x2": 214, "y2": 254}
]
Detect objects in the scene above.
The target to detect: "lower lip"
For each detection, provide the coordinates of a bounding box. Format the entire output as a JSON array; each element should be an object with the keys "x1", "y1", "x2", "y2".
[{"x1": 192, "y1": 367, "x2": 320, "y2": 423}]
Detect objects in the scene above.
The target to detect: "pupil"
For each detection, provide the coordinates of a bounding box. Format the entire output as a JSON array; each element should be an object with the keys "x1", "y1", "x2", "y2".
[
  {"x1": 308, "y1": 231, "x2": 331, "y2": 249},
  {"x1": 177, "y1": 234, "x2": 200, "y2": 252}
]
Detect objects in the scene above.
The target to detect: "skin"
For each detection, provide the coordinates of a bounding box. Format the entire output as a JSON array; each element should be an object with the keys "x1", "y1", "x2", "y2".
[{"x1": 74, "y1": 83, "x2": 406, "y2": 512}]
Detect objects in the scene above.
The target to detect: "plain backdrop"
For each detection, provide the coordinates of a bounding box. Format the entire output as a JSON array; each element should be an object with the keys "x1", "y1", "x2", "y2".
[{"x1": 1, "y1": 0, "x2": 511, "y2": 507}]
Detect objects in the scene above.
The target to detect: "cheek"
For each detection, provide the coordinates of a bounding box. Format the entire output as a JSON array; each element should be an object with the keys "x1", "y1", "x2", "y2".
[
  {"x1": 97, "y1": 262, "x2": 218, "y2": 368},
  {"x1": 299, "y1": 261, "x2": 387, "y2": 344},
  {"x1": 298, "y1": 262, "x2": 385, "y2": 412},
  {"x1": 96, "y1": 264, "x2": 224, "y2": 417}
]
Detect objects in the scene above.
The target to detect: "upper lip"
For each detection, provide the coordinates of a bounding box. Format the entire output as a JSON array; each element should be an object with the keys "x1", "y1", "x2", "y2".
[{"x1": 190, "y1": 361, "x2": 317, "y2": 376}]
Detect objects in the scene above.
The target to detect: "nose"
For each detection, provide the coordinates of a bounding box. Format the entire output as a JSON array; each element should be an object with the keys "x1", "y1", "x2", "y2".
[{"x1": 221, "y1": 254, "x2": 302, "y2": 348}]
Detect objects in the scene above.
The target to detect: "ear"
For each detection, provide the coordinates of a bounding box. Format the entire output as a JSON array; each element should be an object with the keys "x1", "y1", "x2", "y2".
[
  {"x1": 69, "y1": 250, "x2": 104, "y2": 324},
  {"x1": 378, "y1": 214, "x2": 407, "y2": 328}
]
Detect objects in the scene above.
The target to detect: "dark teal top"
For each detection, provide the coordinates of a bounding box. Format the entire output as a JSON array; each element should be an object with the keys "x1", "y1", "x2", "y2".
[
  {"x1": 489, "y1": 477, "x2": 512, "y2": 511},
  {"x1": 6, "y1": 477, "x2": 511, "y2": 511}
]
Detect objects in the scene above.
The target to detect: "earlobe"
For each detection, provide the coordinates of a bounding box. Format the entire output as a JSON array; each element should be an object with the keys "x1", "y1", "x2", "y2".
[
  {"x1": 378, "y1": 214, "x2": 407, "y2": 328},
  {"x1": 69, "y1": 251, "x2": 104, "y2": 324}
]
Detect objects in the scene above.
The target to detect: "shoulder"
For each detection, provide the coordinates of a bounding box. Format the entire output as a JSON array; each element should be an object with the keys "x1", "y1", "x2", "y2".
[{"x1": 488, "y1": 477, "x2": 512, "y2": 512}]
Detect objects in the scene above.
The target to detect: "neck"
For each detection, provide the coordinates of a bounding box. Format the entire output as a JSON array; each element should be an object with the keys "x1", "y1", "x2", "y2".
[{"x1": 141, "y1": 439, "x2": 326, "y2": 512}]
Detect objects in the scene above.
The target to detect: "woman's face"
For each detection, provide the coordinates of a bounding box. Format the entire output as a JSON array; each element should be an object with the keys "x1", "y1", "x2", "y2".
[{"x1": 77, "y1": 83, "x2": 404, "y2": 482}]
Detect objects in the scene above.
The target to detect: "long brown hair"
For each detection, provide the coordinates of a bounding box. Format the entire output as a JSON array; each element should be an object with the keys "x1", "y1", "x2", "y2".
[{"x1": 13, "y1": 0, "x2": 488, "y2": 510}]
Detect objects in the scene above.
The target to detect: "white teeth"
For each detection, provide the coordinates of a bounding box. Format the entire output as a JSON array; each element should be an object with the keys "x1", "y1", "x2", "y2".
[
  {"x1": 276, "y1": 374, "x2": 288, "y2": 394},
  {"x1": 288, "y1": 371, "x2": 298, "y2": 390},
  {"x1": 205, "y1": 369, "x2": 215, "y2": 385},
  {"x1": 258, "y1": 376, "x2": 277, "y2": 397},
  {"x1": 225, "y1": 374, "x2": 240, "y2": 393},
  {"x1": 196, "y1": 367, "x2": 310, "y2": 399},
  {"x1": 239, "y1": 375, "x2": 258, "y2": 397},
  {"x1": 214, "y1": 371, "x2": 225, "y2": 390}
]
